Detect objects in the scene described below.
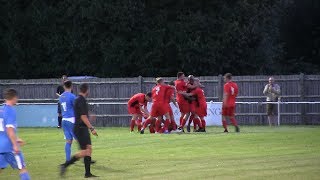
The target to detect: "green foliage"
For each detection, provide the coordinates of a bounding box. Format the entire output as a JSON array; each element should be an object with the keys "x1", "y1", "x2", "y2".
[{"x1": 0, "y1": 0, "x2": 318, "y2": 78}]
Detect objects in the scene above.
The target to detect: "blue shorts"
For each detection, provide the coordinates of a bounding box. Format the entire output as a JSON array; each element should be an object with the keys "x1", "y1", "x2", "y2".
[
  {"x1": 0, "y1": 152, "x2": 26, "y2": 169},
  {"x1": 0, "y1": 154, "x2": 8, "y2": 169},
  {"x1": 62, "y1": 120, "x2": 75, "y2": 140}
]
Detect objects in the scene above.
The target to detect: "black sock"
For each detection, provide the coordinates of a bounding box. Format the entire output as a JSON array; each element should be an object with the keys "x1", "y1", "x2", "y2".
[
  {"x1": 64, "y1": 156, "x2": 79, "y2": 167},
  {"x1": 58, "y1": 117, "x2": 62, "y2": 126},
  {"x1": 84, "y1": 156, "x2": 91, "y2": 175}
]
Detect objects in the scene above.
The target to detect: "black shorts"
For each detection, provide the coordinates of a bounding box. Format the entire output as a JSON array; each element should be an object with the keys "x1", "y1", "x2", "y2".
[
  {"x1": 266, "y1": 103, "x2": 277, "y2": 116},
  {"x1": 74, "y1": 127, "x2": 91, "y2": 150}
]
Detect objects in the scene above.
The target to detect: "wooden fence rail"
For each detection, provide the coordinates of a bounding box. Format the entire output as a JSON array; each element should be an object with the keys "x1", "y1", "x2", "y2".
[{"x1": 0, "y1": 74, "x2": 319, "y2": 126}]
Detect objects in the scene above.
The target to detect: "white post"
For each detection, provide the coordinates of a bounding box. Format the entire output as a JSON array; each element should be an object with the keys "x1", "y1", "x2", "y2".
[{"x1": 277, "y1": 98, "x2": 281, "y2": 126}]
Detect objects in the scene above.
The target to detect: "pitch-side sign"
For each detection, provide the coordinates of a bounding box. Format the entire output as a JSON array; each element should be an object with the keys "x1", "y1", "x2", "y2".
[{"x1": 147, "y1": 101, "x2": 222, "y2": 126}]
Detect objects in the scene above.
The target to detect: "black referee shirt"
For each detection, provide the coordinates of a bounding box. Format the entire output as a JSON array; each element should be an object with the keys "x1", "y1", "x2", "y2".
[
  {"x1": 57, "y1": 85, "x2": 65, "y2": 95},
  {"x1": 74, "y1": 95, "x2": 89, "y2": 128}
]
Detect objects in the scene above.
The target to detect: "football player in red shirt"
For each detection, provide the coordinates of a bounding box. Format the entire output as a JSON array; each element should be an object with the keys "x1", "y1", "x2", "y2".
[
  {"x1": 175, "y1": 72, "x2": 190, "y2": 126},
  {"x1": 167, "y1": 81, "x2": 178, "y2": 132},
  {"x1": 175, "y1": 72, "x2": 198, "y2": 131},
  {"x1": 154, "y1": 81, "x2": 178, "y2": 133},
  {"x1": 222, "y1": 73, "x2": 240, "y2": 132},
  {"x1": 180, "y1": 78, "x2": 207, "y2": 132},
  {"x1": 127, "y1": 92, "x2": 152, "y2": 132},
  {"x1": 140, "y1": 78, "x2": 174, "y2": 134}
]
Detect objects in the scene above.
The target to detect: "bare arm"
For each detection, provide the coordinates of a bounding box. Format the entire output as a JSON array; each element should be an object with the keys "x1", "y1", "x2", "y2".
[
  {"x1": 263, "y1": 84, "x2": 269, "y2": 95},
  {"x1": 187, "y1": 84, "x2": 197, "y2": 89},
  {"x1": 140, "y1": 106, "x2": 149, "y2": 116},
  {"x1": 6, "y1": 127, "x2": 19, "y2": 153},
  {"x1": 223, "y1": 93, "x2": 229, "y2": 105},
  {"x1": 179, "y1": 92, "x2": 193, "y2": 97},
  {"x1": 81, "y1": 115, "x2": 98, "y2": 136},
  {"x1": 56, "y1": 93, "x2": 61, "y2": 97}
]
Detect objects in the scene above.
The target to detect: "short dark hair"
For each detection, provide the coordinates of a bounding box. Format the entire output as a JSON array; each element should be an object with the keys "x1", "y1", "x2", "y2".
[
  {"x1": 156, "y1": 77, "x2": 163, "y2": 84},
  {"x1": 79, "y1": 83, "x2": 89, "y2": 93},
  {"x1": 168, "y1": 81, "x2": 175, "y2": 86},
  {"x1": 146, "y1": 92, "x2": 152, "y2": 98},
  {"x1": 224, "y1": 73, "x2": 232, "y2": 80},
  {"x1": 3, "y1": 88, "x2": 18, "y2": 100},
  {"x1": 64, "y1": 80, "x2": 72, "y2": 89},
  {"x1": 177, "y1": 72, "x2": 184, "y2": 78}
]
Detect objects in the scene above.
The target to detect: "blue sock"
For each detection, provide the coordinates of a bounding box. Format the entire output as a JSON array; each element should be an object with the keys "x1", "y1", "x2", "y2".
[
  {"x1": 20, "y1": 172, "x2": 31, "y2": 180},
  {"x1": 65, "y1": 142, "x2": 72, "y2": 161}
]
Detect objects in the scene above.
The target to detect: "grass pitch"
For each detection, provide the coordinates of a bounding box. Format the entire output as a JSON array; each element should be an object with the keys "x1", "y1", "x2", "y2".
[{"x1": 1, "y1": 126, "x2": 320, "y2": 180}]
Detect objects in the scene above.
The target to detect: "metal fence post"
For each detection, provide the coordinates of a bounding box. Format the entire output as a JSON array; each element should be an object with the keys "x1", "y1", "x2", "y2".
[
  {"x1": 277, "y1": 98, "x2": 281, "y2": 126},
  {"x1": 299, "y1": 73, "x2": 306, "y2": 124},
  {"x1": 138, "y1": 76, "x2": 144, "y2": 93},
  {"x1": 217, "y1": 74, "x2": 223, "y2": 101}
]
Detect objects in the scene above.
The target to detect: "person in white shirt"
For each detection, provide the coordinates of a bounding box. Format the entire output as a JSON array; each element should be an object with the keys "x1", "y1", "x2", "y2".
[{"x1": 263, "y1": 77, "x2": 281, "y2": 126}]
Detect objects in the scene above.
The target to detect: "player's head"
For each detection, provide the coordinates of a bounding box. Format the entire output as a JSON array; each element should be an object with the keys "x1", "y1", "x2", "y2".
[
  {"x1": 188, "y1": 75, "x2": 195, "y2": 84},
  {"x1": 63, "y1": 80, "x2": 73, "y2": 91},
  {"x1": 3, "y1": 88, "x2": 18, "y2": 105},
  {"x1": 194, "y1": 78, "x2": 200, "y2": 86},
  {"x1": 177, "y1": 72, "x2": 185, "y2": 80},
  {"x1": 268, "y1": 77, "x2": 274, "y2": 84},
  {"x1": 61, "y1": 75, "x2": 68, "y2": 82},
  {"x1": 145, "y1": 92, "x2": 152, "y2": 102},
  {"x1": 156, "y1": 77, "x2": 164, "y2": 85},
  {"x1": 224, "y1": 73, "x2": 232, "y2": 82},
  {"x1": 168, "y1": 81, "x2": 175, "y2": 86},
  {"x1": 79, "y1": 83, "x2": 89, "y2": 97}
]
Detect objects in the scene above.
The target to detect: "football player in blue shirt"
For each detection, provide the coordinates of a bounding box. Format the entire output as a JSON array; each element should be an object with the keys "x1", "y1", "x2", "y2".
[
  {"x1": 59, "y1": 80, "x2": 76, "y2": 162},
  {"x1": 0, "y1": 88, "x2": 31, "y2": 180}
]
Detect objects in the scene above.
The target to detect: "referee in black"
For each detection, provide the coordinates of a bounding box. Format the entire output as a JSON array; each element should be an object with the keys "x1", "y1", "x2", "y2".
[{"x1": 60, "y1": 83, "x2": 98, "y2": 178}]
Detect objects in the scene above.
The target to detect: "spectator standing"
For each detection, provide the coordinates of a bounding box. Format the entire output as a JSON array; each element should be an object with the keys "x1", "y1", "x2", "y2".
[{"x1": 263, "y1": 77, "x2": 281, "y2": 126}]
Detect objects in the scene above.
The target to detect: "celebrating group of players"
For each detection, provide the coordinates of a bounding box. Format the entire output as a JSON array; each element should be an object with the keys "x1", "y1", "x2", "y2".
[
  {"x1": 127, "y1": 72, "x2": 240, "y2": 134},
  {"x1": 0, "y1": 71, "x2": 240, "y2": 180}
]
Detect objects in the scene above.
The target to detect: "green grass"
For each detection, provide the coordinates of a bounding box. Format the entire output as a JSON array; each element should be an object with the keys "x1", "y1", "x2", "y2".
[{"x1": 1, "y1": 126, "x2": 320, "y2": 180}]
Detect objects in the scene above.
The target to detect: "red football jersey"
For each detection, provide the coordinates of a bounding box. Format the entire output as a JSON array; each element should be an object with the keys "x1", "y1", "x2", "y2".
[
  {"x1": 175, "y1": 79, "x2": 187, "y2": 102},
  {"x1": 192, "y1": 87, "x2": 206, "y2": 106},
  {"x1": 128, "y1": 93, "x2": 147, "y2": 107},
  {"x1": 152, "y1": 84, "x2": 172, "y2": 104},
  {"x1": 165, "y1": 87, "x2": 175, "y2": 104},
  {"x1": 224, "y1": 81, "x2": 238, "y2": 107}
]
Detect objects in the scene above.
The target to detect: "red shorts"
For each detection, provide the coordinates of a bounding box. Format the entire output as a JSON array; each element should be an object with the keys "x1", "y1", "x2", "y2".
[
  {"x1": 167, "y1": 105, "x2": 174, "y2": 118},
  {"x1": 128, "y1": 105, "x2": 142, "y2": 115},
  {"x1": 222, "y1": 106, "x2": 235, "y2": 116},
  {"x1": 177, "y1": 101, "x2": 190, "y2": 114},
  {"x1": 195, "y1": 104, "x2": 207, "y2": 117},
  {"x1": 150, "y1": 103, "x2": 168, "y2": 117},
  {"x1": 190, "y1": 102, "x2": 196, "y2": 113}
]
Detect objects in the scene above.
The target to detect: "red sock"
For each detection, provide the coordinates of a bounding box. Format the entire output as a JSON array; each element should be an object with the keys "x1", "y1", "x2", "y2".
[
  {"x1": 179, "y1": 116, "x2": 183, "y2": 126},
  {"x1": 222, "y1": 120, "x2": 228, "y2": 130},
  {"x1": 188, "y1": 115, "x2": 194, "y2": 126},
  {"x1": 155, "y1": 119, "x2": 162, "y2": 132},
  {"x1": 164, "y1": 119, "x2": 170, "y2": 131},
  {"x1": 201, "y1": 118, "x2": 206, "y2": 129},
  {"x1": 230, "y1": 118, "x2": 238, "y2": 126},
  {"x1": 136, "y1": 119, "x2": 142, "y2": 131},
  {"x1": 130, "y1": 120, "x2": 135, "y2": 131},
  {"x1": 171, "y1": 120, "x2": 177, "y2": 130},
  {"x1": 193, "y1": 118, "x2": 199, "y2": 130},
  {"x1": 149, "y1": 126, "x2": 155, "y2": 133},
  {"x1": 143, "y1": 118, "x2": 152, "y2": 129}
]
